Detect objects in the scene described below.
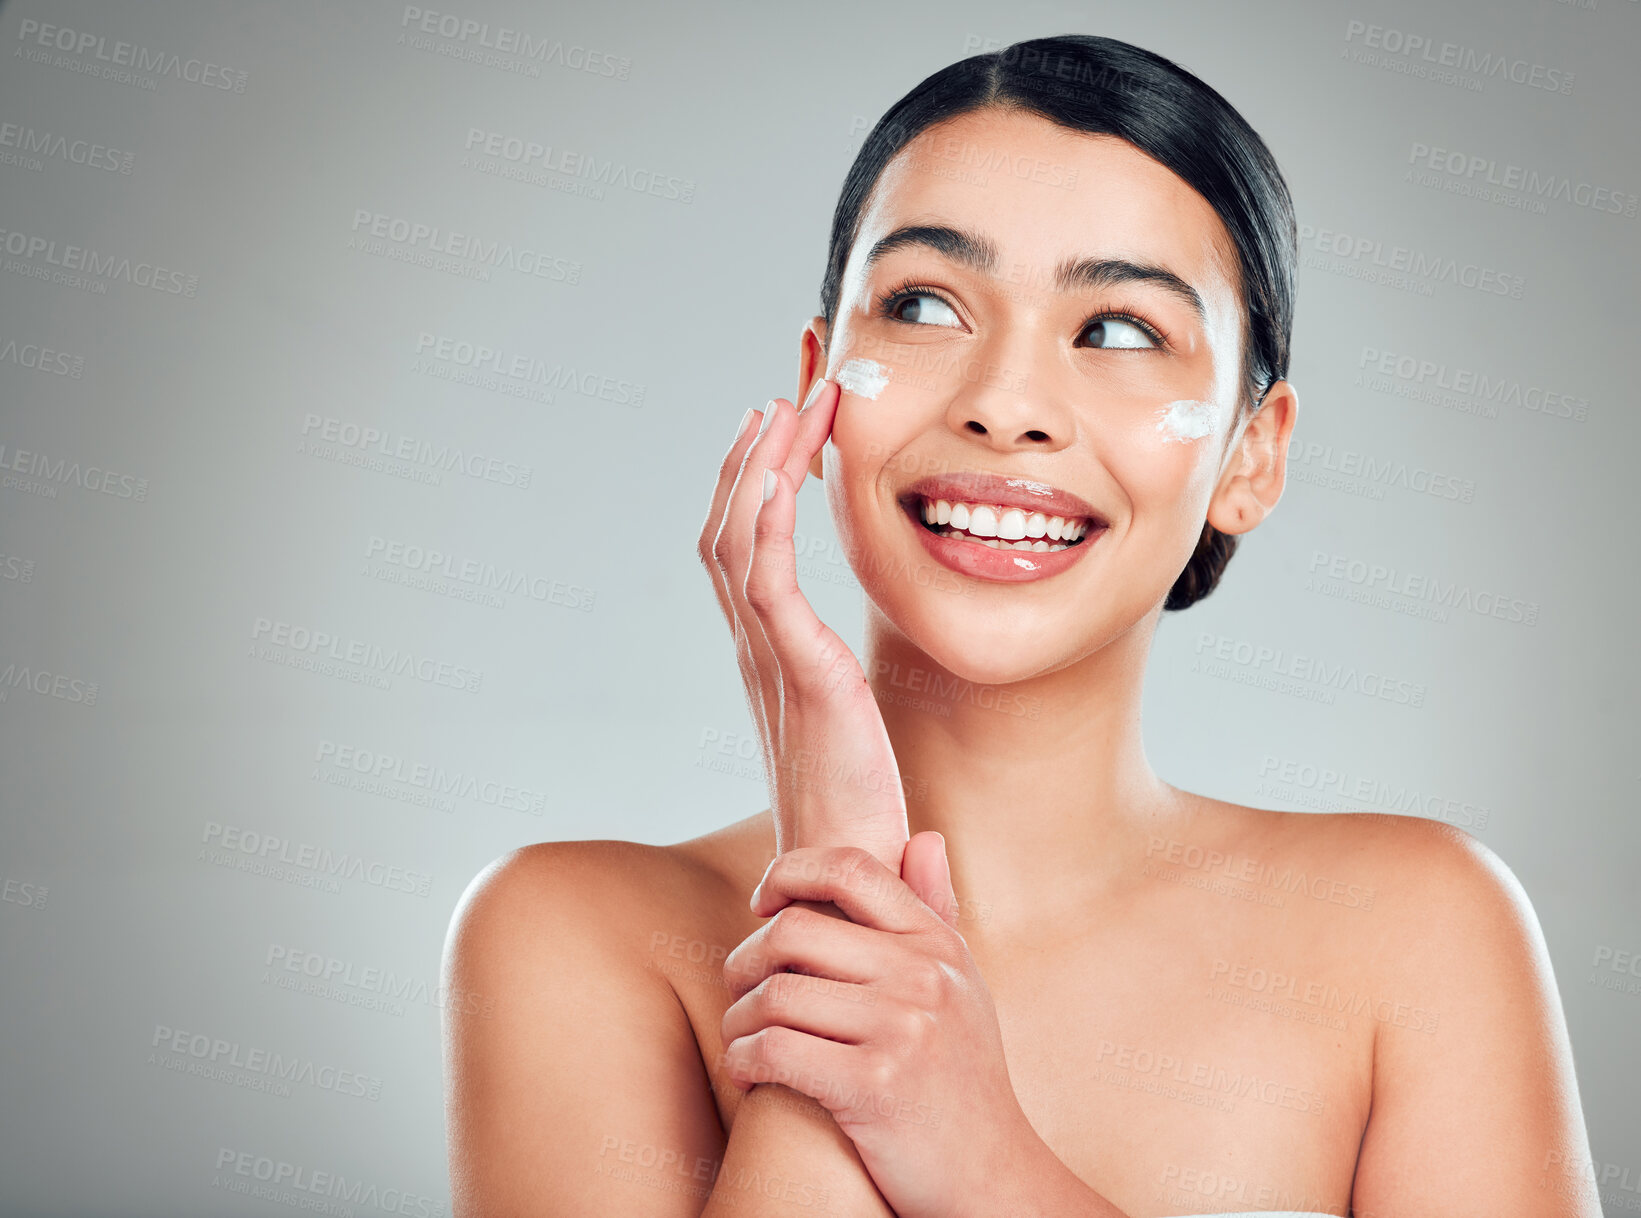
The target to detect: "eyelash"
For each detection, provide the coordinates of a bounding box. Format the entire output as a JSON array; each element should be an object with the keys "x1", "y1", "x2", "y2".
[{"x1": 872, "y1": 277, "x2": 1171, "y2": 350}]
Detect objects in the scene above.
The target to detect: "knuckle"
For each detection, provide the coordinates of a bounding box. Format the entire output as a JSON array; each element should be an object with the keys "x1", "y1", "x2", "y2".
[
  {"x1": 747, "y1": 926, "x2": 784, "y2": 971},
  {"x1": 906, "y1": 961, "x2": 954, "y2": 1013},
  {"x1": 894, "y1": 1005, "x2": 927, "y2": 1046},
  {"x1": 763, "y1": 970, "x2": 801, "y2": 1009},
  {"x1": 768, "y1": 904, "x2": 812, "y2": 944},
  {"x1": 836, "y1": 847, "x2": 877, "y2": 893},
  {"x1": 865, "y1": 1055, "x2": 896, "y2": 1094},
  {"x1": 910, "y1": 957, "x2": 944, "y2": 998},
  {"x1": 742, "y1": 571, "x2": 777, "y2": 613},
  {"x1": 753, "y1": 1025, "x2": 791, "y2": 1067},
  {"x1": 765, "y1": 905, "x2": 794, "y2": 938},
  {"x1": 935, "y1": 927, "x2": 969, "y2": 966},
  {"x1": 842, "y1": 845, "x2": 875, "y2": 869},
  {"x1": 911, "y1": 961, "x2": 944, "y2": 1002}
]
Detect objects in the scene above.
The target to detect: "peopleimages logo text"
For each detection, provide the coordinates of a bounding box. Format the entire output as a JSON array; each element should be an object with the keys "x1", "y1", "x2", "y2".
[
  {"x1": 1344, "y1": 20, "x2": 1573, "y2": 94},
  {"x1": 15, "y1": 19, "x2": 249, "y2": 91},
  {"x1": 1407, "y1": 143, "x2": 1637, "y2": 217}
]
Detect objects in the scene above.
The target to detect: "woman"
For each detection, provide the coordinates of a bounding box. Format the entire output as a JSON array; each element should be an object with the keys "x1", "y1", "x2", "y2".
[{"x1": 441, "y1": 35, "x2": 1597, "y2": 1218}]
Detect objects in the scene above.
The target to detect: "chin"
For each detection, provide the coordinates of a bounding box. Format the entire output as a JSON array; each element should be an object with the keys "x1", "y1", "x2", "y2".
[{"x1": 859, "y1": 565, "x2": 1150, "y2": 689}]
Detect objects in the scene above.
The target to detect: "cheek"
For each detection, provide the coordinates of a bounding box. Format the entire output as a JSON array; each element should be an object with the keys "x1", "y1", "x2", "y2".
[
  {"x1": 1105, "y1": 401, "x2": 1227, "y2": 520},
  {"x1": 1133, "y1": 394, "x2": 1230, "y2": 475},
  {"x1": 828, "y1": 335, "x2": 972, "y2": 410},
  {"x1": 834, "y1": 357, "x2": 891, "y2": 401},
  {"x1": 824, "y1": 346, "x2": 938, "y2": 482},
  {"x1": 1154, "y1": 399, "x2": 1219, "y2": 444},
  {"x1": 821, "y1": 382, "x2": 910, "y2": 534}
]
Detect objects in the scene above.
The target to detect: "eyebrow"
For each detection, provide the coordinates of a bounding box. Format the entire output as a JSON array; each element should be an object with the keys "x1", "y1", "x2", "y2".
[{"x1": 861, "y1": 222, "x2": 1208, "y2": 327}]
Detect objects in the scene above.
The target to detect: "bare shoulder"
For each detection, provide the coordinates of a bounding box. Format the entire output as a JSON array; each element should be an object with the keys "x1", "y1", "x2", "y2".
[
  {"x1": 1342, "y1": 810, "x2": 1533, "y2": 930},
  {"x1": 1208, "y1": 797, "x2": 1533, "y2": 928},
  {"x1": 439, "y1": 813, "x2": 774, "y2": 1218},
  {"x1": 1213, "y1": 802, "x2": 1595, "y2": 1211},
  {"x1": 1228, "y1": 801, "x2": 1551, "y2": 984},
  {"x1": 446, "y1": 809, "x2": 774, "y2": 969},
  {"x1": 1170, "y1": 797, "x2": 1548, "y2": 1010}
]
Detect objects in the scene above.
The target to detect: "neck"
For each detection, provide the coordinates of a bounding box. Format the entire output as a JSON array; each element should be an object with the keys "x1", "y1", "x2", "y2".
[{"x1": 864, "y1": 601, "x2": 1191, "y2": 932}]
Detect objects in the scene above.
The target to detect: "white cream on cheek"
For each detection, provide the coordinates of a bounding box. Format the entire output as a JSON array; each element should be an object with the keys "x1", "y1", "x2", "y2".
[
  {"x1": 836, "y1": 357, "x2": 891, "y2": 400},
  {"x1": 1155, "y1": 399, "x2": 1216, "y2": 443}
]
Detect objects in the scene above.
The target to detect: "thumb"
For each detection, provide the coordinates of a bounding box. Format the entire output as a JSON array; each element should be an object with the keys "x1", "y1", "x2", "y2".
[{"x1": 901, "y1": 831, "x2": 959, "y2": 929}]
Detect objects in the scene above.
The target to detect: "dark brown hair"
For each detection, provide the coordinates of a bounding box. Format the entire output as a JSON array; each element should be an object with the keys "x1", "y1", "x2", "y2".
[{"x1": 820, "y1": 34, "x2": 1297, "y2": 610}]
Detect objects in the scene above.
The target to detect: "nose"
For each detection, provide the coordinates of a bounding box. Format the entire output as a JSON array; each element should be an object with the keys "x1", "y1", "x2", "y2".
[{"x1": 942, "y1": 352, "x2": 1077, "y2": 452}]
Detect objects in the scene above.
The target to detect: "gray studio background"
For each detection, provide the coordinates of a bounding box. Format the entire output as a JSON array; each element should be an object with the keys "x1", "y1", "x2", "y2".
[{"x1": 1, "y1": 0, "x2": 1637, "y2": 1213}]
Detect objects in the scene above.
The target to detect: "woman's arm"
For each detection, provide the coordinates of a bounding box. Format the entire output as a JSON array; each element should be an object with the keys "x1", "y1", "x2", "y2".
[
  {"x1": 716, "y1": 843, "x2": 1128, "y2": 1218},
  {"x1": 441, "y1": 840, "x2": 893, "y2": 1217},
  {"x1": 689, "y1": 383, "x2": 914, "y2": 1214},
  {"x1": 1350, "y1": 823, "x2": 1601, "y2": 1217},
  {"x1": 698, "y1": 1085, "x2": 895, "y2": 1217},
  {"x1": 443, "y1": 843, "x2": 725, "y2": 1216}
]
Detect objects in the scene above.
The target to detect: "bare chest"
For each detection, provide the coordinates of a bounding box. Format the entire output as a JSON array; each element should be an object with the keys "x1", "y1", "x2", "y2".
[
  {"x1": 665, "y1": 909, "x2": 1375, "y2": 1215},
  {"x1": 979, "y1": 946, "x2": 1371, "y2": 1215}
]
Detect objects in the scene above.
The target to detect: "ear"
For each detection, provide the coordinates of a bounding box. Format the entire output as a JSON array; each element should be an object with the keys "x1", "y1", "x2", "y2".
[
  {"x1": 800, "y1": 316, "x2": 829, "y2": 481},
  {"x1": 1206, "y1": 379, "x2": 1298, "y2": 537}
]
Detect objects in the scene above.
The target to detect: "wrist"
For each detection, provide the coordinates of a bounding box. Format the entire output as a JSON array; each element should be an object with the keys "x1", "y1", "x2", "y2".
[
  {"x1": 781, "y1": 814, "x2": 907, "y2": 870},
  {"x1": 962, "y1": 1117, "x2": 1125, "y2": 1218}
]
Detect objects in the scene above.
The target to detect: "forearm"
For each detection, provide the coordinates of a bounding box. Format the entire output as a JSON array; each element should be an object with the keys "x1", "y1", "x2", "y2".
[
  {"x1": 978, "y1": 1137, "x2": 1132, "y2": 1218},
  {"x1": 698, "y1": 1086, "x2": 1128, "y2": 1218},
  {"x1": 698, "y1": 1082, "x2": 894, "y2": 1217},
  {"x1": 700, "y1": 835, "x2": 898, "y2": 1217}
]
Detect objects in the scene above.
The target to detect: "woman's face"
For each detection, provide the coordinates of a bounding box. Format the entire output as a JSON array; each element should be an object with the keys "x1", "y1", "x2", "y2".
[{"x1": 811, "y1": 107, "x2": 1261, "y2": 685}]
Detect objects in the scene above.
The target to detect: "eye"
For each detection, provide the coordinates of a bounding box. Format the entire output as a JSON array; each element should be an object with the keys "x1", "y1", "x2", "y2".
[
  {"x1": 1079, "y1": 316, "x2": 1159, "y2": 350},
  {"x1": 885, "y1": 291, "x2": 963, "y2": 329}
]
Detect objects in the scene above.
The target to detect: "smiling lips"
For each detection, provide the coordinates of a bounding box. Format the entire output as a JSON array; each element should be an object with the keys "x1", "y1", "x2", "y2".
[
  {"x1": 918, "y1": 498, "x2": 1090, "y2": 551},
  {"x1": 899, "y1": 471, "x2": 1108, "y2": 579},
  {"x1": 902, "y1": 471, "x2": 1104, "y2": 550}
]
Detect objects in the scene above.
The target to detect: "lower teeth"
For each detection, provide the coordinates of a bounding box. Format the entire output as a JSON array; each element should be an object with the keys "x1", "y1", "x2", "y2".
[{"x1": 931, "y1": 527, "x2": 1073, "y2": 552}]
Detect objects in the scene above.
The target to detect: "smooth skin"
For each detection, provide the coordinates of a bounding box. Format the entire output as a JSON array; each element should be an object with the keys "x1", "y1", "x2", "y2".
[{"x1": 442, "y1": 110, "x2": 1598, "y2": 1217}]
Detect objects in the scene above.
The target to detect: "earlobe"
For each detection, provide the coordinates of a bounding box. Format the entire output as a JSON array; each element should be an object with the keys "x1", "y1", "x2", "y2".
[{"x1": 1205, "y1": 380, "x2": 1298, "y2": 537}]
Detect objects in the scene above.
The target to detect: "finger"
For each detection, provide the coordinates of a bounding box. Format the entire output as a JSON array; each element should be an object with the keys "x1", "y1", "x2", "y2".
[
  {"x1": 747, "y1": 383, "x2": 864, "y2": 697},
  {"x1": 711, "y1": 395, "x2": 806, "y2": 669},
  {"x1": 900, "y1": 831, "x2": 961, "y2": 930},
  {"x1": 697, "y1": 404, "x2": 767, "y2": 624},
  {"x1": 733, "y1": 381, "x2": 831, "y2": 563},
  {"x1": 715, "y1": 395, "x2": 803, "y2": 601},
  {"x1": 742, "y1": 464, "x2": 833, "y2": 661},
  {"x1": 718, "y1": 1025, "x2": 856, "y2": 1102},
  {"x1": 720, "y1": 970, "x2": 880, "y2": 1048},
  {"x1": 781, "y1": 377, "x2": 839, "y2": 490},
  {"x1": 714, "y1": 383, "x2": 842, "y2": 698},
  {"x1": 723, "y1": 904, "x2": 902, "y2": 994},
  {"x1": 752, "y1": 847, "x2": 934, "y2": 933},
  {"x1": 746, "y1": 470, "x2": 872, "y2": 708}
]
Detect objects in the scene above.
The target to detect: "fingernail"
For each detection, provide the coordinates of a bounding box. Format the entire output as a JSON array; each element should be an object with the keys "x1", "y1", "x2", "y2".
[
  {"x1": 757, "y1": 399, "x2": 779, "y2": 436},
  {"x1": 802, "y1": 379, "x2": 828, "y2": 410},
  {"x1": 752, "y1": 857, "x2": 777, "y2": 903},
  {"x1": 736, "y1": 407, "x2": 755, "y2": 438},
  {"x1": 761, "y1": 469, "x2": 778, "y2": 502}
]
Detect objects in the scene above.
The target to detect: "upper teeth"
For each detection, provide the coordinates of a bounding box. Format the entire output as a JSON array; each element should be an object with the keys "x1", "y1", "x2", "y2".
[{"x1": 919, "y1": 498, "x2": 1090, "y2": 546}]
